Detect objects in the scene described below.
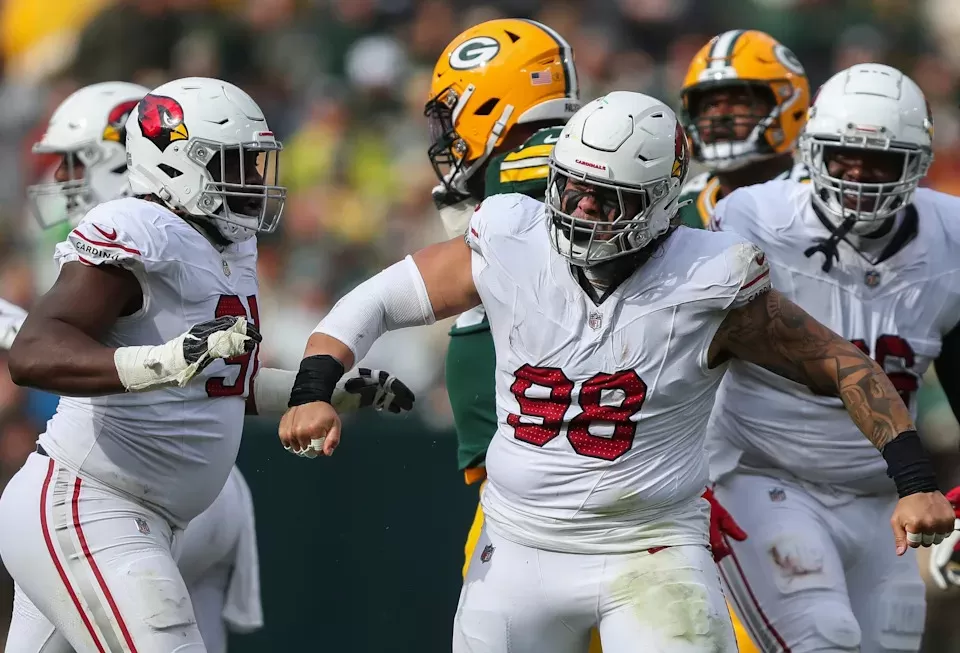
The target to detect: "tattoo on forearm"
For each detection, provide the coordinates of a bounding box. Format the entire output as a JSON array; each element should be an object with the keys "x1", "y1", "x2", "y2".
[{"x1": 714, "y1": 289, "x2": 914, "y2": 451}]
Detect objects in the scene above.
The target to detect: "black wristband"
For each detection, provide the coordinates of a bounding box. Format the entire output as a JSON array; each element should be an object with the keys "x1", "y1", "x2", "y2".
[
  {"x1": 882, "y1": 430, "x2": 940, "y2": 498},
  {"x1": 287, "y1": 355, "x2": 345, "y2": 408}
]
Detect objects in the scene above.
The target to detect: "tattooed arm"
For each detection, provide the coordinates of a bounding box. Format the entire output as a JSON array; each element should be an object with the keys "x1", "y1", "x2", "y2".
[
  {"x1": 707, "y1": 288, "x2": 914, "y2": 451},
  {"x1": 709, "y1": 287, "x2": 955, "y2": 553}
]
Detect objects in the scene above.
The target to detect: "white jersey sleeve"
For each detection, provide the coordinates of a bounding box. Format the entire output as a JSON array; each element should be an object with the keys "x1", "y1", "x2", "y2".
[
  {"x1": 54, "y1": 201, "x2": 174, "y2": 316},
  {"x1": 726, "y1": 240, "x2": 771, "y2": 309},
  {"x1": 711, "y1": 184, "x2": 761, "y2": 243},
  {"x1": 55, "y1": 201, "x2": 168, "y2": 274}
]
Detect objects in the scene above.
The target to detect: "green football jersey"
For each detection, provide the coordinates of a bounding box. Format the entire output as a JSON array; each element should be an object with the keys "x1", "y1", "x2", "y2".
[{"x1": 446, "y1": 125, "x2": 562, "y2": 478}]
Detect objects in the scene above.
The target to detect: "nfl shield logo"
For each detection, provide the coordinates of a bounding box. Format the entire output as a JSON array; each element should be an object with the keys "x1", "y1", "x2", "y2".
[
  {"x1": 222, "y1": 259, "x2": 231, "y2": 277},
  {"x1": 480, "y1": 544, "x2": 495, "y2": 563},
  {"x1": 135, "y1": 517, "x2": 151, "y2": 535},
  {"x1": 768, "y1": 487, "x2": 786, "y2": 503},
  {"x1": 864, "y1": 270, "x2": 880, "y2": 287},
  {"x1": 588, "y1": 311, "x2": 603, "y2": 331}
]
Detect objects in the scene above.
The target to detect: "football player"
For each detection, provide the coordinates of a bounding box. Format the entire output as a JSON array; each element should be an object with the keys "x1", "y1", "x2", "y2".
[
  {"x1": 0, "y1": 77, "x2": 412, "y2": 653},
  {"x1": 707, "y1": 63, "x2": 960, "y2": 653},
  {"x1": 678, "y1": 30, "x2": 810, "y2": 231},
  {"x1": 677, "y1": 29, "x2": 811, "y2": 653},
  {"x1": 424, "y1": 17, "x2": 601, "y2": 651},
  {"x1": 279, "y1": 91, "x2": 953, "y2": 653},
  {"x1": 13, "y1": 79, "x2": 269, "y2": 653}
]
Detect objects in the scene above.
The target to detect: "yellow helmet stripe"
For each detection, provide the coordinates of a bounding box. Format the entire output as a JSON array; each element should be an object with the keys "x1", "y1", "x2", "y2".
[
  {"x1": 519, "y1": 19, "x2": 577, "y2": 96},
  {"x1": 708, "y1": 29, "x2": 745, "y2": 70}
]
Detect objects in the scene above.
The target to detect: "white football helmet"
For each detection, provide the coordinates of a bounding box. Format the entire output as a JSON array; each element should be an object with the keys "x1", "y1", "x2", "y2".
[
  {"x1": 799, "y1": 63, "x2": 933, "y2": 234},
  {"x1": 28, "y1": 81, "x2": 148, "y2": 228},
  {"x1": 547, "y1": 91, "x2": 689, "y2": 267},
  {"x1": 125, "y1": 77, "x2": 285, "y2": 243}
]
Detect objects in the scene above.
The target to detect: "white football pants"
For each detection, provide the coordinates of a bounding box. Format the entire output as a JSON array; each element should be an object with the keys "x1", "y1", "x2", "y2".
[
  {"x1": 453, "y1": 521, "x2": 736, "y2": 653},
  {"x1": 715, "y1": 472, "x2": 926, "y2": 653},
  {"x1": 0, "y1": 452, "x2": 207, "y2": 653}
]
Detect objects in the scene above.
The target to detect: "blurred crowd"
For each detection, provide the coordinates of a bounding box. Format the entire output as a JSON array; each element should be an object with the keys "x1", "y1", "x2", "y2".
[{"x1": 2, "y1": 0, "x2": 960, "y2": 646}]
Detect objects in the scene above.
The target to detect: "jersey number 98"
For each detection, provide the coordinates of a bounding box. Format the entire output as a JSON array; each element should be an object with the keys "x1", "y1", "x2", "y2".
[
  {"x1": 850, "y1": 334, "x2": 917, "y2": 406},
  {"x1": 507, "y1": 364, "x2": 647, "y2": 461}
]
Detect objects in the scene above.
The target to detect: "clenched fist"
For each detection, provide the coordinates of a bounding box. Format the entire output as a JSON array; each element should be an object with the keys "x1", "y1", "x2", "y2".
[
  {"x1": 890, "y1": 491, "x2": 955, "y2": 555},
  {"x1": 279, "y1": 401, "x2": 342, "y2": 458}
]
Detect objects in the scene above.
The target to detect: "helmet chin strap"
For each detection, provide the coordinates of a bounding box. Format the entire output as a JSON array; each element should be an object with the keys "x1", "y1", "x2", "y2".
[{"x1": 804, "y1": 213, "x2": 856, "y2": 273}]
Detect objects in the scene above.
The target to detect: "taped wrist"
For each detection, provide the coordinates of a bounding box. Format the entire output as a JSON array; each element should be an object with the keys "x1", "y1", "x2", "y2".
[
  {"x1": 882, "y1": 430, "x2": 940, "y2": 497},
  {"x1": 313, "y1": 255, "x2": 436, "y2": 363},
  {"x1": 288, "y1": 355, "x2": 345, "y2": 407},
  {"x1": 114, "y1": 341, "x2": 186, "y2": 392}
]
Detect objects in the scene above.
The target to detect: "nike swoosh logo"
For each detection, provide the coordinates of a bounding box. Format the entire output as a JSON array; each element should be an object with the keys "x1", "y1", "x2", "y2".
[
  {"x1": 93, "y1": 225, "x2": 117, "y2": 240},
  {"x1": 542, "y1": 134, "x2": 559, "y2": 144}
]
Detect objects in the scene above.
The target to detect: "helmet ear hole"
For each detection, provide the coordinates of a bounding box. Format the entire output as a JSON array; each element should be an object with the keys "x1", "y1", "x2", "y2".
[
  {"x1": 474, "y1": 98, "x2": 500, "y2": 116},
  {"x1": 157, "y1": 163, "x2": 182, "y2": 178}
]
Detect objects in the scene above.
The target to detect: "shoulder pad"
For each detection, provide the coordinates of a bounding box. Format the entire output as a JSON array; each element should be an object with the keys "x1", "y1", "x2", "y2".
[
  {"x1": 466, "y1": 193, "x2": 542, "y2": 256},
  {"x1": 55, "y1": 198, "x2": 168, "y2": 272}
]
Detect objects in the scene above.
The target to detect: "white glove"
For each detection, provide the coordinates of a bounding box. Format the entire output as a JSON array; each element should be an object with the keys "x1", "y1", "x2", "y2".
[
  {"x1": 284, "y1": 367, "x2": 416, "y2": 459},
  {"x1": 432, "y1": 184, "x2": 477, "y2": 240},
  {"x1": 929, "y1": 518, "x2": 960, "y2": 590},
  {"x1": 0, "y1": 298, "x2": 28, "y2": 351},
  {"x1": 114, "y1": 316, "x2": 261, "y2": 392}
]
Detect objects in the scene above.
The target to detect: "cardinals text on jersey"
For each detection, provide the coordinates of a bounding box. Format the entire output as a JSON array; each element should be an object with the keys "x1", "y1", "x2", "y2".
[
  {"x1": 42, "y1": 197, "x2": 260, "y2": 527},
  {"x1": 464, "y1": 193, "x2": 771, "y2": 554},
  {"x1": 708, "y1": 180, "x2": 960, "y2": 493}
]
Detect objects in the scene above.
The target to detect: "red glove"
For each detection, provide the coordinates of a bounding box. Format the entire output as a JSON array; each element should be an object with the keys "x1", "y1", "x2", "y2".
[
  {"x1": 945, "y1": 486, "x2": 960, "y2": 518},
  {"x1": 703, "y1": 487, "x2": 748, "y2": 563}
]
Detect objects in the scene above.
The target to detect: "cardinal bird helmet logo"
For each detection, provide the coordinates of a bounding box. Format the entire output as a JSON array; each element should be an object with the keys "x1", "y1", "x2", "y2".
[
  {"x1": 102, "y1": 99, "x2": 140, "y2": 144},
  {"x1": 671, "y1": 120, "x2": 689, "y2": 181},
  {"x1": 137, "y1": 94, "x2": 190, "y2": 151}
]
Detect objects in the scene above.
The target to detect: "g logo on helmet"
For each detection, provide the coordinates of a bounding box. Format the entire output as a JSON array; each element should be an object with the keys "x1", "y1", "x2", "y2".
[
  {"x1": 671, "y1": 121, "x2": 689, "y2": 181},
  {"x1": 102, "y1": 99, "x2": 140, "y2": 144},
  {"x1": 773, "y1": 44, "x2": 805, "y2": 76},
  {"x1": 449, "y1": 36, "x2": 500, "y2": 71},
  {"x1": 138, "y1": 94, "x2": 190, "y2": 151}
]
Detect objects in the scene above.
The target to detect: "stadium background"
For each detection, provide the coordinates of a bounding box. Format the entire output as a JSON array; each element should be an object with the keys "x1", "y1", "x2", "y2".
[{"x1": 1, "y1": 0, "x2": 960, "y2": 650}]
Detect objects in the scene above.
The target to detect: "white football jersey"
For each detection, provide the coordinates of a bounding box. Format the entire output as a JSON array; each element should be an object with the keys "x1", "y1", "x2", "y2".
[
  {"x1": 466, "y1": 193, "x2": 771, "y2": 554},
  {"x1": 40, "y1": 198, "x2": 260, "y2": 527},
  {"x1": 709, "y1": 182, "x2": 960, "y2": 495}
]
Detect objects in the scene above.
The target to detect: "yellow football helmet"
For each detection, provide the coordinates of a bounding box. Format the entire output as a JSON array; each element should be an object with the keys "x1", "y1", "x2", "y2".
[
  {"x1": 425, "y1": 19, "x2": 580, "y2": 197},
  {"x1": 680, "y1": 30, "x2": 809, "y2": 172}
]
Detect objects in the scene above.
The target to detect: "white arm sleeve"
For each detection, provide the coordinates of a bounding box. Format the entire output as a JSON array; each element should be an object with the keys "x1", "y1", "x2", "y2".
[
  {"x1": 252, "y1": 367, "x2": 296, "y2": 414},
  {"x1": 313, "y1": 255, "x2": 436, "y2": 363}
]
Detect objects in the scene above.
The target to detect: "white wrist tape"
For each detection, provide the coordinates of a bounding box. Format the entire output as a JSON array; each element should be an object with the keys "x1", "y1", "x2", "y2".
[
  {"x1": 252, "y1": 367, "x2": 296, "y2": 414},
  {"x1": 114, "y1": 340, "x2": 191, "y2": 392},
  {"x1": 314, "y1": 255, "x2": 436, "y2": 363},
  {"x1": 0, "y1": 297, "x2": 28, "y2": 351}
]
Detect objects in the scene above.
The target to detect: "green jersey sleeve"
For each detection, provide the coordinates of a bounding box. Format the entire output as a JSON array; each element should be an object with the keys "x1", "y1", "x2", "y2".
[
  {"x1": 677, "y1": 172, "x2": 712, "y2": 230},
  {"x1": 483, "y1": 125, "x2": 562, "y2": 199}
]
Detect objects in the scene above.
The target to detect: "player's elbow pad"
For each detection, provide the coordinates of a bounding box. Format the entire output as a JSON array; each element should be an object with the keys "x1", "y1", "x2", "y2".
[{"x1": 314, "y1": 255, "x2": 436, "y2": 363}]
